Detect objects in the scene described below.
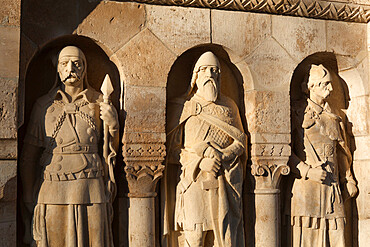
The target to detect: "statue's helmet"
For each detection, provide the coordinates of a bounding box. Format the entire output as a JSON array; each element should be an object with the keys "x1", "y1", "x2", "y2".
[
  {"x1": 302, "y1": 64, "x2": 331, "y2": 95},
  {"x1": 188, "y1": 51, "x2": 221, "y2": 96}
]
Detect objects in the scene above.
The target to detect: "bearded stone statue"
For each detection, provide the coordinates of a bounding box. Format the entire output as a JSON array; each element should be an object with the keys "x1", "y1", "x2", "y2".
[{"x1": 164, "y1": 51, "x2": 246, "y2": 247}]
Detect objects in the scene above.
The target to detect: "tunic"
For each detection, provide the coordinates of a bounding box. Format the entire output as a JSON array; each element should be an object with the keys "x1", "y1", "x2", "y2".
[
  {"x1": 165, "y1": 94, "x2": 246, "y2": 247},
  {"x1": 285, "y1": 98, "x2": 354, "y2": 247},
  {"x1": 24, "y1": 86, "x2": 113, "y2": 247}
]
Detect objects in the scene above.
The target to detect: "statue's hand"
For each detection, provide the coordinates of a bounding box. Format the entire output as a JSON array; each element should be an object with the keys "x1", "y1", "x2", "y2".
[
  {"x1": 100, "y1": 102, "x2": 119, "y2": 130},
  {"x1": 307, "y1": 166, "x2": 328, "y2": 183},
  {"x1": 199, "y1": 158, "x2": 221, "y2": 177},
  {"x1": 346, "y1": 181, "x2": 358, "y2": 198},
  {"x1": 204, "y1": 146, "x2": 222, "y2": 162}
]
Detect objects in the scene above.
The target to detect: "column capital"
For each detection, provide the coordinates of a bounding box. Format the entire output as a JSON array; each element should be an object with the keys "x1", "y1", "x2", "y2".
[
  {"x1": 123, "y1": 142, "x2": 166, "y2": 198},
  {"x1": 250, "y1": 142, "x2": 290, "y2": 190}
]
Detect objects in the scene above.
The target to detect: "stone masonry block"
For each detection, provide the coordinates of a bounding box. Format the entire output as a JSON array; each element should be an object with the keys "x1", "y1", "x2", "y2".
[
  {"x1": 0, "y1": 140, "x2": 16, "y2": 159},
  {"x1": 0, "y1": 201, "x2": 16, "y2": 223},
  {"x1": 0, "y1": 26, "x2": 20, "y2": 78},
  {"x1": 347, "y1": 96, "x2": 369, "y2": 136},
  {"x1": 115, "y1": 28, "x2": 177, "y2": 87},
  {"x1": 0, "y1": 77, "x2": 17, "y2": 139},
  {"x1": 245, "y1": 90, "x2": 290, "y2": 134},
  {"x1": 272, "y1": 15, "x2": 326, "y2": 63},
  {"x1": 212, "y1": 10, "x2": 271, "y2": 60},
  {"x1": 0, "y1": 160, "x2": 16, "y2": 202},
  {"x1": 327, "y1": 20, "x2": 367, "y2": 57},
  {"x1": 244, "y1": 37, "x2": 296, "y2": 90},
  {"x1": 0, "y1": 0, "x2": 20, "y2": 26},
  {"x1": 124, "y1": 85, "x2": 166, "y2": 133},
  {"x1": 0, "y1": 221, "x2": 16, "y2": 246},
  {"x1": 146, "y1": 5, "x2": 210, "y2": 55},
  {"x1": 77, "y1": 2, "x2": 145, "y2": 54}
]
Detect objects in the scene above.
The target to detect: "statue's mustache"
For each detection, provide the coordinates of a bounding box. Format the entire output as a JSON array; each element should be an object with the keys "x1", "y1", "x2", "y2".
[{"x1": 62, "y1": 73, "x2": 80, "y2": 82}]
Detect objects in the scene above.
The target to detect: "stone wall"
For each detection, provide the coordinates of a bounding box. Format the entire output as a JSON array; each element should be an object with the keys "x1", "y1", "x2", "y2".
[
  {"x1": 0, "y1": 0, "x2": 368, "y2": 246},
  {"x1": 0, "y1": 0, "x2": 20, "y2": 245}
]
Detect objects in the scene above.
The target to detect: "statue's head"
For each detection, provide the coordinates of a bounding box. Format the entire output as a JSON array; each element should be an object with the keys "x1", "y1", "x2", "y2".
[
  {"x1": 303, "y1": 64, "x2": 333, "y2": 101},
  {"x1": 189, "y1": 51, "x2": 221, "y2": 102},
  {"x1": 57, "y1": 46, "x2": 87, "y2": 88}
]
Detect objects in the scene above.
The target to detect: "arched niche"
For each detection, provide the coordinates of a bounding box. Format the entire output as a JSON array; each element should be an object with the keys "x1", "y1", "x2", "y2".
[
  {"x1": 17, "y1": 35, "x2": 122, "y2": 246},
  {"x1": 283, "y1": 52, "x2": 356, "y2": 247},
  {"x1": 164, "y1": 44, "x2": 248, "y2": 247}
]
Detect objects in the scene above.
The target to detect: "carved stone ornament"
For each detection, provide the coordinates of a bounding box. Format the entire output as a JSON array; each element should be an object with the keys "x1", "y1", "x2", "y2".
[
  {"x1": 251, "y1": 143, "x2": 291, "y2": 189},
  {"x1": 284, "y1": 64, "x2": 358, "y2": 246},
  {"x1": 123, "y1": 143, "x2": 166, "y2": 197},
  {"x1": 125, "y1": 0, "x2": 370, "y2": 23},
  {"x1": 19, "y1": 46, "x2": 120, "y2": 246},
  {"x1": 164, "y1": 51, "x2": 247, "y2": 246}
]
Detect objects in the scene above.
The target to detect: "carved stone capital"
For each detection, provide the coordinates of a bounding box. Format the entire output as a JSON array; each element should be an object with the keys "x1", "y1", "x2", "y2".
[
  {"x1": 123, "y1": 143, "x2": 166, "y2": 197},
  {"x1": 251, "y1": 143, "x2": 290, "y2": 189}
]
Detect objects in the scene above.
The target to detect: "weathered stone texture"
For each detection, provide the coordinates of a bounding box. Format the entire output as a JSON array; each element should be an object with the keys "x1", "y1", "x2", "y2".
[
  {"x1": 347, "y1": 96, "x2": 369, "y2": 136},
  {"x1": 124, "y1": 85, "x2": 166, "y2": 133},
  {"x1": 0, "y1": 78, "x2": 17, "y2": 139},
  {"x1": 0, "y1": 161, "x2": 16, "y2": 202},
  {"x1": 0, "y1": 201, "x2": 16, "y2": 222},
  {"x1": 212, "y1": 10, "x2": 271, "y2": 60},
  {"x1": 0, "y1": 221, "x2": 16, "y2": 246},
  {"x1": 146, "y1": 5, "x2": 210, "y2": 55},
  {"x1": 77, "y1": 2, "x2": 145, "y2": 54},
  {"x1": 272, "y1": 16, "x2": 326, "y2": 63},
  {"x1": 327, "y1": 21, "x2": 367, "y2": 57},
  {"x1": 116, "y1": 29, "x2": 176, "y2": 87},
  {"x1": 0, "y1": 140, "x2": 16, "y2": 159},
  {"x1": 245, "y1": 91, "x2": 290, "y2": 134},
  {"x1": 0, "y1": 26, "x2": 20, "y2": 78},
  {"x1": 0, "y1": 0, "x2": 20, "y2": 26},
  {"x1": 244, "y1": 38, "x2": 296, "y2": 90}
]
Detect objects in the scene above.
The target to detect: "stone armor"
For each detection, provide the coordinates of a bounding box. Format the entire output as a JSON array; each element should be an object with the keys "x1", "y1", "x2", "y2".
[{"x1": 25, "y1": 88, "x2": 108, "y2": 205}]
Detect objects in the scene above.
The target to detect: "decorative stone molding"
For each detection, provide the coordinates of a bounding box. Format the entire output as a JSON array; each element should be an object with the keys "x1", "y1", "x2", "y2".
[
  {"x1": 123, "y1": 143, "x2": 166, "y2": 197},
  {"x1": 123, "y1": 0, "x2": 370, "y2": 23},
  {"x1": 251, "y1": 143, "x2": 291, "y2": 189}
]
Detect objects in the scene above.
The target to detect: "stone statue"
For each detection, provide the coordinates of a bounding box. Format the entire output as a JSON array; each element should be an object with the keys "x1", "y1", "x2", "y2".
[
  {"x1": 20, "y1": 46, "x2": 119, "y2": 246},
  {"x1": 164, "y1": 51, "x2": 246, "y2": 247},
  {"x1": 285, "y1": 64, "x2": 358, "y2": 247}
]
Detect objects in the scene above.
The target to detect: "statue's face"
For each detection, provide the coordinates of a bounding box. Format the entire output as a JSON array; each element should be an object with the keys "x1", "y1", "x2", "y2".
[
  {"x1": 58, "y1": 55, "x2": 85, "y2": 87},
  {"x1": 311, "y1": 79, "x2": 333, "y2": 100},
  {"x1": 195, "y1": 65, "x2": 220, "y2": 102}
]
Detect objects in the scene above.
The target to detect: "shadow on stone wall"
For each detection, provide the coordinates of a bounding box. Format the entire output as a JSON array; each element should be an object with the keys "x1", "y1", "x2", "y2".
[
  {"x1": 282, "y1": 52, "x2": 358, "y2": 247},
  {"x1": 17, "y1": 35, "x2": 122, "y2": 247}
]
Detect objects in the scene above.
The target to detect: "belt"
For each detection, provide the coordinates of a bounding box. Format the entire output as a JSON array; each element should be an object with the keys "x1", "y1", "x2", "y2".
[{"x1": 50, "y1": 144, "x2": 98, "y2": 154}]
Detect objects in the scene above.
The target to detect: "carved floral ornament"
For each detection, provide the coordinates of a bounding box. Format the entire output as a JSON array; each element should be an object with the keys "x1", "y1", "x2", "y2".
[{"x1": 121, "y1": 0, "x2": 370, "y2": 23}]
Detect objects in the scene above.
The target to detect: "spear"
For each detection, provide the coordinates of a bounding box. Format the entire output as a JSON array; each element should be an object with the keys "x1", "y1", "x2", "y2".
[{"x1": 101, "y1": 74, "x2": 114, "y2": 182}]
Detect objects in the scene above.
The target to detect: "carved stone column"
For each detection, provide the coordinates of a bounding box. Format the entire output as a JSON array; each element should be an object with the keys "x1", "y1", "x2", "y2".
[
  {"x1": 250, "y1": 134, "x2": 291, "y2": 247},
  {"x1": 123, "y1": 141, "x2": 166, "y2": 247}
]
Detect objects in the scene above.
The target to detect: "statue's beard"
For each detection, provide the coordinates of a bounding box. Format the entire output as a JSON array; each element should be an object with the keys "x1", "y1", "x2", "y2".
[{"x1": 200, "y1": 79, "x2": 218, "y2": 102}]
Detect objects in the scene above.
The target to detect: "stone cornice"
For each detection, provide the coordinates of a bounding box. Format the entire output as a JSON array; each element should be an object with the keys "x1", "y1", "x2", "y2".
[{"x1": 121, "y1": 0, "x2": 370, "y2": 23}]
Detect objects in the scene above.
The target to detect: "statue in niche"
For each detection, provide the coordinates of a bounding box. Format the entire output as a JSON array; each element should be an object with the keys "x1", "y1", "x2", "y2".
[
  {"x1": 285, "y1": 64, "x2": 358, "y2": 247},
  {"x1": 164, "y1": 51, "x2": 246, "y2": 247},
  {"x1": 20, "y1": 46, "x2": 119, "y2": 246}
]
